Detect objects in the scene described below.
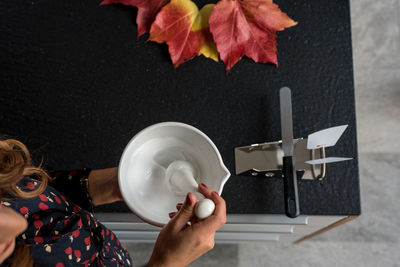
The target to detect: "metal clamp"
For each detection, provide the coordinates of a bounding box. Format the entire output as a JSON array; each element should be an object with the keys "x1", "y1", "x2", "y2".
[
  {"x1": 234, "y1": 138, "x2": 326, "y2": 180},
  {"x1": 311, "y1": 146, "x2": 326, "y2": 180}
]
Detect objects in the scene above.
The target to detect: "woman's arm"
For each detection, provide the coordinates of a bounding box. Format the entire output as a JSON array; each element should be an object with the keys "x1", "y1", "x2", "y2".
[
  {"x1": 87, "y1": 167, "x2": 122, "y2": 206},
  {"x1": 49, "y1": 167, "x2": 122, "y2": 211}
]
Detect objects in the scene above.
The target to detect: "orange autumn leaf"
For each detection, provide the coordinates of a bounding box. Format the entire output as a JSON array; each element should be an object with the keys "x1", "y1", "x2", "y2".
[
  {"x1": 209, "y1": 0, "x2": 297, "y2": 73},
  {"x1": 149, "y1": 0, "x2": 218, "y2": 68},
  {"x1": 100, "y1": 0, "x2": 170, "y2": 37}
]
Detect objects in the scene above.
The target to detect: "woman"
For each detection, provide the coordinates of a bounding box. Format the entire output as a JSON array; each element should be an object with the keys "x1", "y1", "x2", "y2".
[{"x1": 0, "y1": 138, "x2": 226, "y2": 266}]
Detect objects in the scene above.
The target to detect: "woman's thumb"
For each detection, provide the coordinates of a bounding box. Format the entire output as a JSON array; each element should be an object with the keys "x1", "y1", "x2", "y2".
[{"x1": 171, "y1": 192, "x2": 197, "y2": 231}]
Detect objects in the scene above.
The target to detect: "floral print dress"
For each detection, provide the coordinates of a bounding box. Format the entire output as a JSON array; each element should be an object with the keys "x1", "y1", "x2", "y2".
[{"x1": 0, "y1": 169, "x2": 132, "y2": 267}]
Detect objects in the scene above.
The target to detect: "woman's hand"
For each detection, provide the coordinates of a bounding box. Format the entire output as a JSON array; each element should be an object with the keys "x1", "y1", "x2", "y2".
[
  {"x1": 87, "y1": 167, "x2": 122, "y2": 206},
  {"x1": 147, "y1": 184, "x2": 226, "y2": 267}
]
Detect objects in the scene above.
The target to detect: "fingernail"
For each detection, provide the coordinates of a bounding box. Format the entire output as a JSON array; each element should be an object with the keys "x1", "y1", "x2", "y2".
[
  {"x1": 200, "y1": 183, "x2": 208, "y2": 188},
  {"x1": 213, "y1": 191, "x2": 219, "y2": 196},
  {"x1": 169, "y1": 212, "x2": 176, "y2": 217},
  {"x1": 186, "y1": 193, "x2": 192, "y2": 205}
]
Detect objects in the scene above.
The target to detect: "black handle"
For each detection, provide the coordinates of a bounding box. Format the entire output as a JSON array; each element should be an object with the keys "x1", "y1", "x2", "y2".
[{"x1": 283, "y1": 156, "x2": 300, "y2": 218}]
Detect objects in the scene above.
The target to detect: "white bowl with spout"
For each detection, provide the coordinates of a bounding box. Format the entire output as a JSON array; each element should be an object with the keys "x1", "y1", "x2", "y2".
[{"x1": 118, "y1": 122, "x2": 231, "y2": 227}]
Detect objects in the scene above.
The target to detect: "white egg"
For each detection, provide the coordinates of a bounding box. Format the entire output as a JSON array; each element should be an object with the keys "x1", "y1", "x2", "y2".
[{"x1": 195, "y1": 198, "x2": 215, "y2": 219}]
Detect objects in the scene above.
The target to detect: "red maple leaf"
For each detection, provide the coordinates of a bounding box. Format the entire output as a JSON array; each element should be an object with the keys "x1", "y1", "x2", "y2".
[
  {"x1": 209, "y1": 0, "x2": 297, "y2": 72},
  {"x1": 149, "y1": 0, "x2": 218, "y2": 68},
  {"x1": 100, "y1": 0, "x2": 170, "y2": 37}
]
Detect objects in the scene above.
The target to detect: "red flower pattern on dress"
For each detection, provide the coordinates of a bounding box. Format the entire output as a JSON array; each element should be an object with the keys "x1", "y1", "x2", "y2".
[
  {"x1": 74, "y1": 250, "x2": 81, "y2": 257},
  {"x1": 20, "y1": 206, "x2": 29, "y2": 214},
  {"x1": 72, "y1": 229, "x2": 80, "y2": 238},
  {"x1": 39, "y1": 202, "x2": 49, "y2": 210},
  {"x1": 84, "y1": 236, "x2": 91, "y2": 250},
  {"x1": 65, "y1": 247, "x2": 73, "y2": 260},
  {"x1": 75, "y1": 249, "x2": 82, "y2": 262},
  {"x1": 26, "y1": 181, "x2": 35, "y2": 190},
  {"x1": 54, "y1": 196, "x2": 62, "y2": 204},
  {"x1": 34, "y1": 220, "x2": 43, "y2": 229},
  {"x1": 60, "y1": 194, "x2": 67, "y2": 202},
  {"x1": 34, "y1": 236, "x2": 44, "y2": 244},
  {"x1": 64, "y1": 247, "x2": 72, "y2": 254},
  {"x1": 39, "y1": 194, "x2": 48, "y2": 202},
  {"x1": 73, "y1": 205, "x2": 81, "y2": 212},
  {"x1": 55, "y1": 263, "x2": 65, "y2": 267}
]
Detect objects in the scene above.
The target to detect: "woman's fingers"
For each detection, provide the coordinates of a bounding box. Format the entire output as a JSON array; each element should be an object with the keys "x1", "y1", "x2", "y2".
[
  {"x1": 168, "y1": 185, "x2": 226, "y2": 233},
  {"x1": 196, "y1": 184, "x2": 226, "y2": 231},
  {"x1": 203, "y1": 192, "x2": 226, "y2": 231},
  {"x1": 198, "y1": 184, "x2": 225, "y2": 221},
  {"x1": 168, "y1": 203, "x2": 185, "y2": 219},
  {"x1": 168, "y1": 192, "x2": 197, "y2": 232},
  {"x1": 173, "y1": 202, "x2": 196, "y2": 224},
  {"x1": 198, "y1": 183, "x2": 214, "y2": 199}
]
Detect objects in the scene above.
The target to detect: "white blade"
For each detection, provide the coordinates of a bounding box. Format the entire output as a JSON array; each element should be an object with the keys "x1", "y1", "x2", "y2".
[
  {"x1": 305, "y1": 157, "x2": 352, "y2": 165},
  {"x1": 307, "y1": 125, "x2": 348, "y2": 150}
]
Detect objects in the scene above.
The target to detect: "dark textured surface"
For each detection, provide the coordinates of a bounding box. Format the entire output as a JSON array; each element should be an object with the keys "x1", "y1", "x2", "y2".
[{"x1": 0, "y1": 0, "x2": 360, "y2": 215}]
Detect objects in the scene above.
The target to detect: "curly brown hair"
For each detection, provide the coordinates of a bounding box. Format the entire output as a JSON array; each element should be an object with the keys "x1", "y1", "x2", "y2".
[{"x1": 0, "y1": 139, "x2": 49, "y2": 199}]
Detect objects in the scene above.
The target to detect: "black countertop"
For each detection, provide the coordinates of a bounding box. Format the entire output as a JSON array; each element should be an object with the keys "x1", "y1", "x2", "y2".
[{"x1": 0, "y1": 0, "x2": 360, "y2": 215}]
